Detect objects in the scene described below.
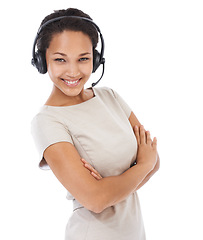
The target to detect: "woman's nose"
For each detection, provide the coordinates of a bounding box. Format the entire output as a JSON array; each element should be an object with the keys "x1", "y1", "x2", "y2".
[{"x1": 65, "y1": 63, "x2": 80, "y2": 78}]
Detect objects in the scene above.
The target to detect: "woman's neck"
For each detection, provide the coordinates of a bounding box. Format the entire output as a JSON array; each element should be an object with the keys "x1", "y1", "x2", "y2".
[{"x1": 45, "y1": 85, "x2": 94, "y2": 107}]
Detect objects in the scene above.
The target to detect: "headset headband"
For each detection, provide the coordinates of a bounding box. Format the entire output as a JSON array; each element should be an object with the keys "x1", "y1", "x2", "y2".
[
  {"x1": 32, "y1": 16, "x2": 105, "y2": 68},
  {"x1": 31, "y1": 15, "x2": 105, "y2": 86}
]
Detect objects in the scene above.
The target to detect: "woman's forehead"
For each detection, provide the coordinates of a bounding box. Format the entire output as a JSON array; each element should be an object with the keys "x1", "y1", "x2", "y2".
[{"x1": 48, "y1": 30, "x2": 93, "y2": 52}]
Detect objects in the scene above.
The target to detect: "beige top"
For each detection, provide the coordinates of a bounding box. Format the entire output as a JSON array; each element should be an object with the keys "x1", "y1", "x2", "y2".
[{"x1": 31, "y1": 87, "x2": 146, "y2": 240}]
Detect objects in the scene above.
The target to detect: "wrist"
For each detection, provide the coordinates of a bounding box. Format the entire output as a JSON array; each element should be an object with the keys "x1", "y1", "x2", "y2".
[{"x1": 136, "y1": 162, "x2": 154, "y2": 173}]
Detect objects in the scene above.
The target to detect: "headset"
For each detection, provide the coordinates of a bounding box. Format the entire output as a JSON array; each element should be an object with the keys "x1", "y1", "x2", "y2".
[{"x1": 31, "y1": 16, "x2": 105, "y2": 87}]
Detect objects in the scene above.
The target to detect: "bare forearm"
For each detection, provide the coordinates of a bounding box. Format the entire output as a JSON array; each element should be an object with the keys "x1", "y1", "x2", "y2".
[
  {"x1": 81, "y1": 125, "x2": 158, "y2": 213},
  {"x1": 94, "y1": 163, "x2": 154, "y2": 212},
  {"x1": 136, "y1": 154, "x2": 160, "y2": 191}
]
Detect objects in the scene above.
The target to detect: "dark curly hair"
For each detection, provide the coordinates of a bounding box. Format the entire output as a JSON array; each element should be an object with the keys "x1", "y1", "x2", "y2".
[{"x1": 37, "y1": 8, "x2": 99, "y2": 53}]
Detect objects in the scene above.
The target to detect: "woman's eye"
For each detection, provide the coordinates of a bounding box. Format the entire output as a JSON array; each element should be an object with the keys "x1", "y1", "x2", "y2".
[
  {"x1": 54, "y1": 58, "x2": 65, "y2": 62},
  {"x1": 79, "y1": 57, "x2": 89, "y2": 62}
]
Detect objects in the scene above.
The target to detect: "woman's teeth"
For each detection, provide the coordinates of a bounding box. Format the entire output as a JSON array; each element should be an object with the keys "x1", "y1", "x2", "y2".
[
  {"x1": 63, "y1": 79, "x2": 79, "y2": 84},
  {"x1": 62, "y1": 78, "x2": 81, "y2": 86}
]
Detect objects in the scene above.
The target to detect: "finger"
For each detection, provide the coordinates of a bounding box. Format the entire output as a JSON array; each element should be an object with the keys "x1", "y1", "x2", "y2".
[
  {"x1": 152, "y1": 137, "x2": 157, "y2": 149},
  {"x1": 84, "y1": 162, "x2": 95, "y2": 172},
  {"x1": 81, "y1": 158, "x2": 93, "y2": 171},
  {"x1": 81, "y1": 159, "x2": 102, "y2": 179},
  {"x1": 90, "y1": 168, "x2": 102, "y2": 179},
  {"x1": 134, "y1": 125, "x2": 140, "y2": 144},
  {"x1": 146, "y1": 131, "x2": 152, "y2": 145},
  {"x1": 81, "y1": 159, "x2": 94, "y2": 172},
  {"x1": 89, "y1": 165, "x2": 101, "y2": 175},
  {"x1": 81, "y1": 158, "x2": 87, "y2": 164},
  {"x1": 140, "y1": 125, "x2": 146, "y2": 144},
  {"x1": 83, "y1": 162, "x2": 102, "y2": 179},
  {"x1": 91, "y1": 171, "x2": 102, "y2": 180}
]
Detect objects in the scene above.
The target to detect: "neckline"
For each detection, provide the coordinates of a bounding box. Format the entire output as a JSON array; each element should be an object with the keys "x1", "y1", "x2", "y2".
[{"x1": 43, "y1": 87, "x2": 97, "y2": 109}]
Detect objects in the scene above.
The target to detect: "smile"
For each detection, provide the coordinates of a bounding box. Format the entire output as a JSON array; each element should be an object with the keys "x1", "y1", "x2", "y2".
[{"x1": 61, "y1": 78, "x2": 81, "y2": 87}]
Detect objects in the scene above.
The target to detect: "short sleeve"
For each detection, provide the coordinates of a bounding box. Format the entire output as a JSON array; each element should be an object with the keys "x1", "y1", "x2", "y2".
[
  {"x1": 31, "y1": 112, "x2": 73, "y2": 170},
  {"x1": 111, "y1": 89, "x2": 132, "y2": 118}
]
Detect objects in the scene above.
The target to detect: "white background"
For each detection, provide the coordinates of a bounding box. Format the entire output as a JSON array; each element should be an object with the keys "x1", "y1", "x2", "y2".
[{"x1": 0, "y1": 0, "x2": 202, "y2": 239}]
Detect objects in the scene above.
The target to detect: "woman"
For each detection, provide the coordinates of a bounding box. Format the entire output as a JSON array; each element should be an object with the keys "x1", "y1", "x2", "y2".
[{"x1": 31, "y1": 8, "x2": 160, "y2": 240}]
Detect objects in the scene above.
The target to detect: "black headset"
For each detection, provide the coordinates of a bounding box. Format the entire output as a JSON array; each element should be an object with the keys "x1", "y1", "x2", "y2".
[{"x1": 31, "y1": 16, "x2": 105, "y2": 87}]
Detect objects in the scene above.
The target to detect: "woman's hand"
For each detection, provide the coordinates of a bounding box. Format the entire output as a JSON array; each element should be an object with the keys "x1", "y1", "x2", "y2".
[
  {"x1": 81, "y1": 125, "x2": 158, "y2": 182},
  {"x1": 81, "y1": 158, "x2": 103, "y2": 180},
  {"x1": 134, "y1": 125, "x2": 158, "y2": 169}
]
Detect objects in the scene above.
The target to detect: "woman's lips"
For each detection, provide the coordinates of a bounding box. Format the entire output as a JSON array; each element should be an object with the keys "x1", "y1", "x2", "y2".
[{"x1": 61, "y1": 78, "x2": 81, "y2": 87}]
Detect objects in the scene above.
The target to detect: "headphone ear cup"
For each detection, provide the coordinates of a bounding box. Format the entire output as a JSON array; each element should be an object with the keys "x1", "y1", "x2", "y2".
[
  {"x1": 92, "y1": 49, "x2": 101, "y2": 73},
  {"x1": 34, "y1": 50, "x2": 47, "y2": 74}
]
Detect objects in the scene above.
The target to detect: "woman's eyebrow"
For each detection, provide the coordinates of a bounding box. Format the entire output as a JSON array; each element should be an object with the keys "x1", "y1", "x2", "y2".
[
  {"x1": 79, "y1": 52, "x2": 91, "y2": 56},
  {"x1": 53, "y1": 52, "x2": 91, "y2": 56},
  {"x1": 53, "y1": 52, "x2": 67, "y2": 56}
]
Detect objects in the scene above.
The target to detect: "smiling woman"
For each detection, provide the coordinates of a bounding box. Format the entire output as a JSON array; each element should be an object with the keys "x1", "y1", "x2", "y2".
[
  {"x1": 45, "y1": 31, "x2": 94, "y2": 105},
  {"x1": 31, "y1": 7, "x2": 159, "y2": 240}
]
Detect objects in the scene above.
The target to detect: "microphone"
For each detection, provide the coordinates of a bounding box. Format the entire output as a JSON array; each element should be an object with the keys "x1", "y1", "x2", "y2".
[{"x1": 92, "y1": 59, "x2": 105, "y2": 87}]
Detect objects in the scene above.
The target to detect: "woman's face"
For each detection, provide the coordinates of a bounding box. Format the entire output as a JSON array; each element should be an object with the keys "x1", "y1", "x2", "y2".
[{"x1": 46, "y1": 30, "x2": 93, "y2": 99}]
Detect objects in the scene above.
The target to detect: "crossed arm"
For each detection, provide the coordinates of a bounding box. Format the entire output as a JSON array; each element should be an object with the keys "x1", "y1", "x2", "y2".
[
  {"x1": 44, "y1": 111, "x2": 159, "y2": 213},
  {"x1": 81, "y1": 111, "x2": 160, "y2": 190}
]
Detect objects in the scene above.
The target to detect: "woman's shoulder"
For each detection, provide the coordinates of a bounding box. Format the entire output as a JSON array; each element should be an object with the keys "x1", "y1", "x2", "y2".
[
  {"x1": 94, "y1": 87, "x2": 127, "y2": 106},
  {"x1": 94, "y1": 86, "x2": 132, "y2": 118},
  {"x1": 94, "y1": 86, "x2": 118, "y2": 98},
  {"x1": 31, "y1": 106, "x2": 59, "y2": 129}
]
